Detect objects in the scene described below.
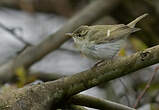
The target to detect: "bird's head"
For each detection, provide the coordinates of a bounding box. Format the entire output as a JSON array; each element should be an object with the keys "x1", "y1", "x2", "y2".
[{"x1": 65, "y1": 25, "x2": 89, "y2": 43}]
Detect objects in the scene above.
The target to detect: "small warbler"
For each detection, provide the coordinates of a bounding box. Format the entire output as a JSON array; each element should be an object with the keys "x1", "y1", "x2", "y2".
[{"x1": 66, "y1": 14, "x2": 148, "y2": 61}]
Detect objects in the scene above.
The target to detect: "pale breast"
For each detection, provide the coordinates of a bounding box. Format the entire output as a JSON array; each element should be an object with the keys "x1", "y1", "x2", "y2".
[{"x1": 81, "y1": 39, "x2": 125, "y2": 60}]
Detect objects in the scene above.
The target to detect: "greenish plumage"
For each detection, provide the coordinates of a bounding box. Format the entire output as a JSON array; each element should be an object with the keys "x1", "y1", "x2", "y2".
[{"x1": 74, "y1": 24, "x2": 140, "y2": 44}]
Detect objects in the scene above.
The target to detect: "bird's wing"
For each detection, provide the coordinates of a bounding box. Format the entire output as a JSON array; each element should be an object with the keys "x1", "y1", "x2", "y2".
[{"x1": 88, "y1": 24, "x2": 140, "y2": 44}]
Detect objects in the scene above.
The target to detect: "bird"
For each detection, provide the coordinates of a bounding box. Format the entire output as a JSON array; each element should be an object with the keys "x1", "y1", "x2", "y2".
[{"x1": 66, "y1": 14, "x2": 148, "y2": 62}]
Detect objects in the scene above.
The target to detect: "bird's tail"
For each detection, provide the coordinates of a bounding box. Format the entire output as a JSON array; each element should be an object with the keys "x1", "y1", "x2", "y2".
[{"x1": 127, "y1": 13, "x2": 148, "y2": 28}]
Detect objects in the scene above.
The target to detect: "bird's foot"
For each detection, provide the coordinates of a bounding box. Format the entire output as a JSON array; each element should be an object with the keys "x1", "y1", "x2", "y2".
[{"x1": 93, "y1": 60, "x2": 105, "y2": 68}]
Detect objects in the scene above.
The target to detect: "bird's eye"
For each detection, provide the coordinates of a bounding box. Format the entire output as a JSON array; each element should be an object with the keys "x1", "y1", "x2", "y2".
[
  {"x1": 76, "y1": 30, "x2": 88, "y2": 38},
  {"x1": 78, "y1": 34, "x2": 82, "y2": 37}
]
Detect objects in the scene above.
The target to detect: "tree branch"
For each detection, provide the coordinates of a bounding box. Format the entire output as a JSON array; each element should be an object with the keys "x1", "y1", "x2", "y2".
[
  {"x1": 0, "y1": 44, "x2": 159, "y2": 110},
  {"x1": 0, "y1": 22, "x2": 31, "y2": 46},
  {"x1": 69, "y1": 94, "x2": 136, "y2": 110},
  {"x1": 64, "y1": 105, "x2": 88, "y2": 110}
]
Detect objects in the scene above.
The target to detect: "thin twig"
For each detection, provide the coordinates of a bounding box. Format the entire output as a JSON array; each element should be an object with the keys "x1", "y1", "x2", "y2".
[
  {"x1": 0, "y1": 22, "x2": 33, "y2": 54},
  {"x1": 119, "y1": 78, "x2": 131, "y2": 106},
  {"x1": 0, "y1": 22, "x2": 31, "y2": 46},
  {"x1": 70, "y1": 94, "x2": 136, "y2": 110},
  {"x1": 66, "y1": 105, "x2": 88, "y2": 110},
  {"x1": 133, "y1": 66, "x2": 158, "y2": 108}
]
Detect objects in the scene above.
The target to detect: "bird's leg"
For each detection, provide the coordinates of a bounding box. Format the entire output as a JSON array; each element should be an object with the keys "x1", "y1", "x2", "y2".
[{"x1": 93, "y1": 60, "x2": 105, "y2": 67}]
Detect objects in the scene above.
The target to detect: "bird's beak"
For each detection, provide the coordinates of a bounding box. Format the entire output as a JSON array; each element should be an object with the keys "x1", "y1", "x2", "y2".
[{"x1": 65, "y1": 33, "x2": 73, "y2": 37}]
